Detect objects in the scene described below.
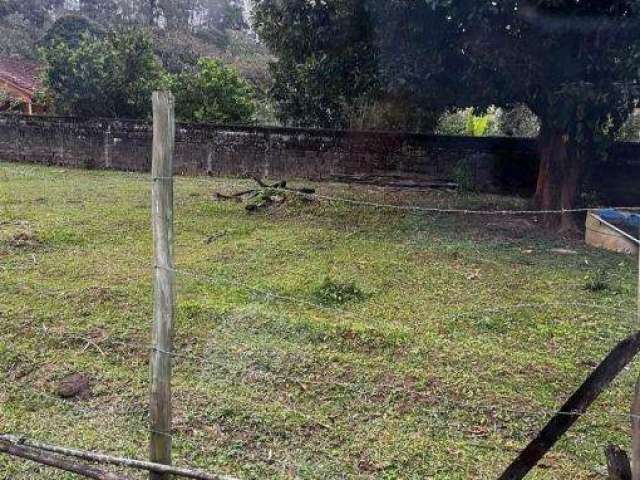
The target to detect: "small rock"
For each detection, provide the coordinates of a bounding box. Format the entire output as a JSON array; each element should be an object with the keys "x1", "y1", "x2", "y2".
[
  {"x1": 57, "y1": 373, "x2": 90, "y2": 399},
  {"x1": 550, "y1": 248, "x2": 578, "y2": 255}
]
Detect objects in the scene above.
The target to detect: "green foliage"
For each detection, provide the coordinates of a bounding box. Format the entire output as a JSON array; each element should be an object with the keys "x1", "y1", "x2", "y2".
[
  {"x1": 0, "y1": 0, "x2": 259, "y2": 75},
  {"x1": 253, "y1": 0, "x2": 379, "y2": 128},
  {"x1": 256, "y1": 0, "x2": 640, "y2": 207},
  {"x1": 41, "y1": 14, "x2": 105, "y2": 50},
  {"x1": 42, "y1": 28, "x2": 169, "y2": 118},
  {"x1": 174, "y1": 58, "x2": 256, "y2": 123},
  {"x1": 584, "y1": 269, "x2": 611, "y2": 293},
  {"x1": 465, "y1": 109, "x2": 491, "y2": 137},
  {"x1": 452, "y1": 160, "x2": 476, "y2": 192},
  {"x1": 0, "y1": 90, "x2": 26, "y2": 113},
  {"x1": 617, "y1": 107, "x2": 640, "y2": 142},
  {"x1": 497, "y1": 105, "x2": 541, "y2": 138},
  {"x1": 437, "y1": 108, "x2": 497, "y2": 137},
  {"x1": 312, "y1": 277, "x2": 366, "y2": 306}
]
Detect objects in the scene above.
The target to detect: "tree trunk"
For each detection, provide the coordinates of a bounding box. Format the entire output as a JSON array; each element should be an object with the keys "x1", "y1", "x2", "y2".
[{"x1": 534, "y1": 127, "x2": 585, "y2": 233}]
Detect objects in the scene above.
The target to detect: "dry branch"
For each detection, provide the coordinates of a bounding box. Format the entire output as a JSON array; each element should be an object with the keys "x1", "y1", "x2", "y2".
[
  {"x1": 0, "y1": 435, "x2": 238, "y2": 480},
  {"x1": 212, "y1": 178, "x2": 316, "y2": 212},
  {"x1": 0, "y1": 439, "x2": 129, "y2": 480},
  {"x1": 498, "y1": 330, "x2": 640, "y2": 480},
  {"x1": 329, "y1": 174, "x2": 458, "y2": 190},
  {"x1": 251, "y1": 177, "x2": 316, "y2": 194},
  {"x1": 252, "y1": 177, "x2": 286, "y2": 189}
]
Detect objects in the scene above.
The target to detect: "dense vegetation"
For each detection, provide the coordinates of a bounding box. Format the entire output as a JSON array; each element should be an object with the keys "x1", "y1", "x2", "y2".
[
  {"x1": 0, "y1": 0, "x2": 249, "y2": 61},
  {"x1": 2, "y1": 0, "x2": 640, "y2": 224},
  {"x1": 41, "y1": 25, "x2": 257, "y2": 122},
  {"x1": 254, "y1": 0, "x2": 640, "y2": 229},
  {"x1": 0, "y1": 0, "x2": 270, "y2": 122}
]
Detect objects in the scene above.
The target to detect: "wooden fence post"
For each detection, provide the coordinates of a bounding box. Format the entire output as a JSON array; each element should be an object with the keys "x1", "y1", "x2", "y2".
[
  {"x1": 634, "y1": 239, "x2": 640, "y2": 480},
  {"x1": 631, "y1": 378, "x2": 640, "y2": 480},
  {"x1": 149, "y1": 91, "x2": 176, "y2": 480}
]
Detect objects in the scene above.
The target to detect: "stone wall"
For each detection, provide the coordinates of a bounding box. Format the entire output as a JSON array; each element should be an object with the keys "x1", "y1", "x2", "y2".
[{"x1": 0, "y1": 114, "x2": 638, "y2": 202}]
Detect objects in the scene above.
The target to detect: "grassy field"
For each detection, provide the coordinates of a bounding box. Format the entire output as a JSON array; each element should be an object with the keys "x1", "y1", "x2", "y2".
[{"x1": 0, "y1": 161, "x2": 638, "y2": 479}]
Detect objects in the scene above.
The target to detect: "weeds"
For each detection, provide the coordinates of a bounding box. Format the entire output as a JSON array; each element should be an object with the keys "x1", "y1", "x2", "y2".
[{"x1": 312, "y1": 277, "x2": 366, "y2": 306}]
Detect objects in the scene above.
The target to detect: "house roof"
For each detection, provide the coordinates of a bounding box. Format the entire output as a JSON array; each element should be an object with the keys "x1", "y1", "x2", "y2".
[{"x1": 0, "y1": 57, "x2": 42, "y2": 96}]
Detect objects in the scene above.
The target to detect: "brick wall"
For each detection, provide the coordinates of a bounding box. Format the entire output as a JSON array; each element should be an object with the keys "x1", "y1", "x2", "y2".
[{"x1": 0, "y1": 114, "x2": 638, "y2": 202}]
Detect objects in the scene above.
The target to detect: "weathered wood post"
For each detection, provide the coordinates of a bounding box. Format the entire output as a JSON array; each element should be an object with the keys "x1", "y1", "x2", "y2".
[
  {"x1": 149, "y1": 91, "x2": 176, "y2": 480},
  {"x1": 631, "y1": 378, "x2": 640, "y2": 480},
  {"x1": 634, "y1": 240, "x2": 640, "y2": 480}
]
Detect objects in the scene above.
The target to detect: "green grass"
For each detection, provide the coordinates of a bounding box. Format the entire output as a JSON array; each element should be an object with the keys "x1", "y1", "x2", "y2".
[{"x1": 0, "y1": 161, "x2": 638, "y2": 479}]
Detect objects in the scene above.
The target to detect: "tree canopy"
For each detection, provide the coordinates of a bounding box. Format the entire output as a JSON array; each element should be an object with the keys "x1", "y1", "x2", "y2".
[
  {"x1": 41, "y1": 25, "x2": 256, "y2": 122},
  {"x1": 441, "y1": 0, "x2": 640, "y2": 227},
  {"x1": 253, "y1": 0, "x2": 378, "y2": 128},
  {"x1": 0, "y1": 0, "x2": 249, "y2": 59},
  {"x1": 174, "y1": 58, "x2": 256, "y2": 123},
  {"x1": 254, "y1": 0, "x2": 640, "y2": 227},
  {"x1": 42, "y1": 28, "x2": 169, "y2": 118}
]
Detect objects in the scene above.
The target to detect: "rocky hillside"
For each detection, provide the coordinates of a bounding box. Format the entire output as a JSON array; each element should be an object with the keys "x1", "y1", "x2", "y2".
[{"x1": 0, "y1": 0, "x2": 270, "y2": 86}]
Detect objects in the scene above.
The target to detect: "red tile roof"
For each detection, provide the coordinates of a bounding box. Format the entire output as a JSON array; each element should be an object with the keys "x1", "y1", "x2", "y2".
[{"x1": 0, "y1": 57, "x2": 42, "y2": 95}]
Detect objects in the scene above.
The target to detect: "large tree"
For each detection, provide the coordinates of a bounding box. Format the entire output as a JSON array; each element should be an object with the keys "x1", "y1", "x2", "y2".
[
  {"x1": 253, "y1": 0, "x2": 379, "y2": 128},
  {"x1": 442, "y1": 0, "x2": 640, "y2": 229},
  {"x1": 374, "y1": 0, "x2": 640, "y2": 229},
  {"x1": 255, "y1": 0, "x2": 640, "y2": 228},
  {"x1": 173, "y1": 57, "x2": 256, "y2": 123}
]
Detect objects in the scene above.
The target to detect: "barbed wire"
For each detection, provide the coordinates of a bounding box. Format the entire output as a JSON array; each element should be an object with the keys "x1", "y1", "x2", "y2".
[
  {"x1": 3, "y1": 166, "x2": 640, "y2": 476},
  {"x1": 7, "y1": 168, "x2": 640, "y2": 217},
  {"x1": 147, "y1": 344, "x2": 640, "y2": 426},
  {"x1": 4, "y1": 301, "x2": 637, "y2": 431},
  {"x1": 157, "y1": 264, "x2": 635, "y2": 325},
  {"x1": 148, "y1": 175, "x2": 640, "y2": 217}
]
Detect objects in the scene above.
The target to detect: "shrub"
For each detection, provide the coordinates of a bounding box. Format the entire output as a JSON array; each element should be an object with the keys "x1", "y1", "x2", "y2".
[
  {"x1": 42, "y1": 28, "x2": 168, "y2": 118},
  {"x1": 173, "y1": 58, "x2": 256, "y2": 124},
  {"x1": 312, "y1": 277, "x2": 366, "y2": 306}
]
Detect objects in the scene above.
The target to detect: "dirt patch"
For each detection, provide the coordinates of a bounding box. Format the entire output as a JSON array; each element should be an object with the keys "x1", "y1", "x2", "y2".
[
  {"x1": 56, "y1": 373, "x2": 91, "y2": 399},
  {"x1": 9, "y1": 231, "x2": 39, "y2": 248}
]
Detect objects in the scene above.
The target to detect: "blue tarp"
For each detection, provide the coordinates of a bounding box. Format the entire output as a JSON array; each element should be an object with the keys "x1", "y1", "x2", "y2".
[{"x1": 598, "y1": 208, "x2": 640, "y2": 229}]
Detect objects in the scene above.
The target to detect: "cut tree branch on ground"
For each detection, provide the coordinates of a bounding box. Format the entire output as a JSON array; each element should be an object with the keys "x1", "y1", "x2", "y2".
[
  {"x1": 0, "y1": 435, "x2": 239, "y2": 480},
  {"x1": 251, "y1": 177, "x2": 316, "y2": 194},
  {"x1": 0, "y1": 439, "x2": 129, "y2": 480},
  {"x1": 213, "y1": 178, "x2": 316, "y2": 212},
  {"x1": 213, "y1": 178, "x2": 316, "y2": 201},
  {"x1": 497, "y1": 330, "x2": 640, "y2": 480}
]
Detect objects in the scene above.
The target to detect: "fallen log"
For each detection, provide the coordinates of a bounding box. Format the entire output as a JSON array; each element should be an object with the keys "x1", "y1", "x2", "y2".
[
  {"x1": 0, "y1": 439, "x2": 129, "y2": 480},
  {"x1": 329, "y1": 174, "x2": 458, "y2": 190},
  {"x1": 213, "y1": 178, "x2": 316, "y2": 212},
  {"x1": 251, "y1": 177, "x2": 315, "y2": 194},
  {"x1": 213, "y1": 190, "x2": 258, "y2": 201},
  {"x1": 0, "y1": 435, "x2": 238, "y2": 480},
  {"x1": 498, "y1": 330, "x2": 640, "y2": 480},
  {"x1": 252, "y1": 177, "x2": 287, "y2": 189}
]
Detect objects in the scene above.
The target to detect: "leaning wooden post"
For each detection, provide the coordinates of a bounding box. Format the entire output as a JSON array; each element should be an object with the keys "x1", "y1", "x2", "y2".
[
  {"x1": 634, "y1": 237, "x2": 640, "y2": 480},
  {"x1": 631, "y1": 377, "x2": 640, "y2": 480},
  {"x1": 149, "y1": 91, "x2": 176, "y2": 480},
  {"x1": 498, "y1": 330, "x2": 640, "y2": 480}
]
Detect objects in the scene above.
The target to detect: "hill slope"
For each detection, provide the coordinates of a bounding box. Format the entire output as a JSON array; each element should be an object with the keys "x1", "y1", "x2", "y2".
[{"x1": 0, "y1": 0, "x2": 270, "y2": 86}]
